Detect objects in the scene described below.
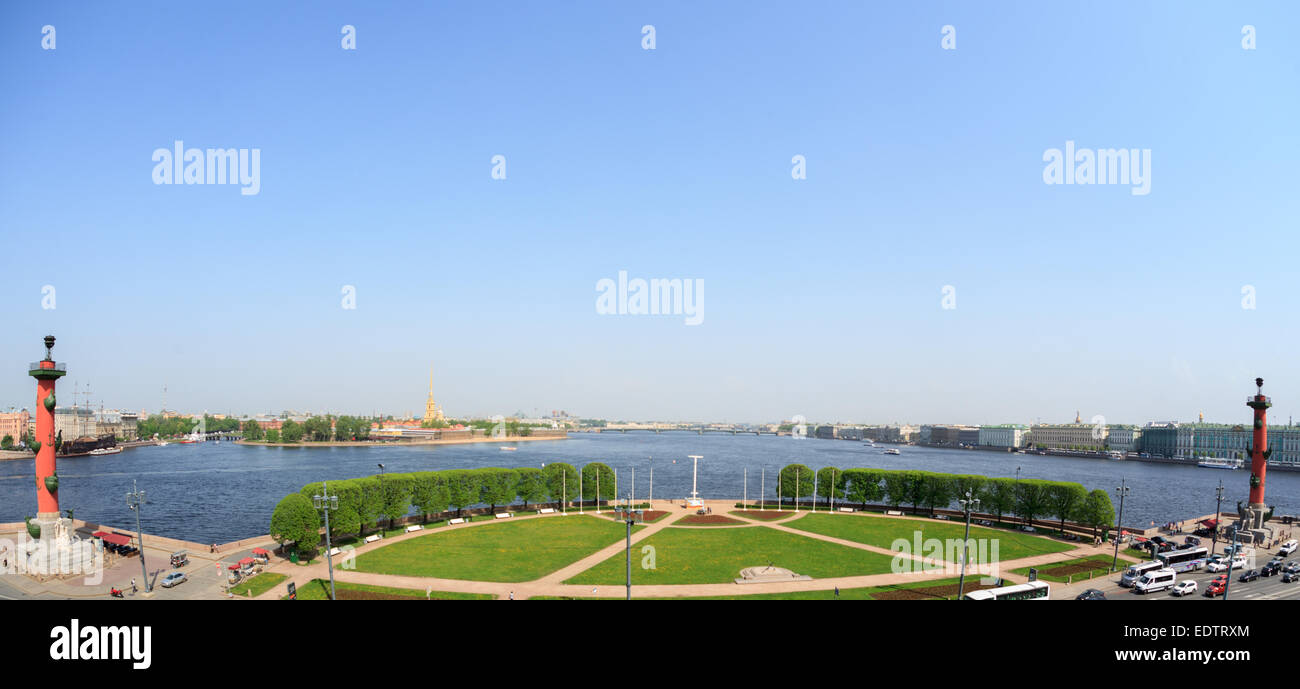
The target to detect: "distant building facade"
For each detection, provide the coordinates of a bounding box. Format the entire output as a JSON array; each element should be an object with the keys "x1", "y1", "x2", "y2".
[
  {"x1": 0, "y1": 410, "x2": 30, "y2": 445},
  {"x1": 1030, "y1": 423, "x2": 1105, "y2": 450},
  {"x1": 978, "y1": 425, "x2": 1028, "y2": 448}
]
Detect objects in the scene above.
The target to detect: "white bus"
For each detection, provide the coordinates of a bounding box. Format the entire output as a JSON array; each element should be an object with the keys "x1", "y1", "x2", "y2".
[
  {"x1": 1157, "y1": 546, "x2": 1208, "y2": 573},
  {"x1": 1120, "y1": 560, "x2": 1165, "y2": 587},
  {"x1": 963, "y1": 580, "x2": 1050, "y2": 600}
]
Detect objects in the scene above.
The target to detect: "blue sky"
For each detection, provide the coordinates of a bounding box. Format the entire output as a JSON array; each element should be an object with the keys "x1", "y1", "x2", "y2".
[{"x1": 2, "y1": 1, "x2": 1298, "y2": 425}]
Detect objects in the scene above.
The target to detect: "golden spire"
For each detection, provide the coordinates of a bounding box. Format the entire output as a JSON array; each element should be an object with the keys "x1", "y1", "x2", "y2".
[{"x1": 425, "y1": 364, "x2": 444, "y2": 422}]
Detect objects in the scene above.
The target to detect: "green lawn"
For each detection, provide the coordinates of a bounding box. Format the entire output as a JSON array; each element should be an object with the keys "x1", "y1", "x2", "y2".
[
  {"x1": 354, "y1": 515, "x2": 637, "y2": 582},
  {"x1": 537, "y1": 577, "x2": 982, "y2": 600},
  {"x1": 286, "y1": 579, "x2": 494, "y2": 600},
  {"x1": 784, "y1": 513, "x2": 1073, "y2": 563},
  {"x1": 564, "y1": 525, "x2": 897, "y2": 586},
  {"x1": 228, "y1": 573, "x2": 286, "y2": 597},
  {"x1": 1011, "y1": 556, "x2": 1116, "y2": 583}
]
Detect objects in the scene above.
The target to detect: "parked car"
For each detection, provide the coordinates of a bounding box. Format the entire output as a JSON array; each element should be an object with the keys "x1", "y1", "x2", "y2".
[
  {"x1": 1172, "y1": 580, "x2": 1198, "y2": 596},
  {"x1": 160, "y1": 571, "x2": 187, "y2": 588},
  {"x1": 1075, "y1": 588, "x2": 1107, "y2": 600},
  {"x1": 933, "y1": 514, "x2": 951, "y2": 520},
  {"x1": 1238, "y1": 569, "x2": 1260, "y2": 582}
]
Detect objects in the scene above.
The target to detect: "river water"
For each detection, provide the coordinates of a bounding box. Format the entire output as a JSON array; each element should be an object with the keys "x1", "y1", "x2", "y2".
[{"x1": 2, "y1": 433, "x2": 1296, "y2": 544}]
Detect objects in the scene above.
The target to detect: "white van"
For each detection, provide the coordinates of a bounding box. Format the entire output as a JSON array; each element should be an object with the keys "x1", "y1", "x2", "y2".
[
  {"x1": 1120, "y1": 560, "x2": 1165, "y2": 587},
  {"x1": 1279, "y1": 539, "x2": 1298, "y2": 556},
  {"x1": 1134, "y1": 568, "x2": 1176, "y2": 594}
]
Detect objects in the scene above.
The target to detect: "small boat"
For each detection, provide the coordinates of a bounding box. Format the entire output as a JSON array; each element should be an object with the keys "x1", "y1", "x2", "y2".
[
  {"x1": 88, "y1": 447, "x2": 123, "y2": 456},
  {"x1": 1197, "y1": 457, "x2": 1243, "y2": 470},
  {"x1": 882, "y1": 448, "x2": 901, "y2": 455},
  {"x1": 500, "y1": 446, "x2": 517, "y2": 452},
  {"x1": 156, "y1": 441, "x2": 169, "y2": 447}
]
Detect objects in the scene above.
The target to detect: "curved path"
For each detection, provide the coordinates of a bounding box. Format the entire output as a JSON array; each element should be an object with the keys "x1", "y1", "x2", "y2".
[{"x1": 253, "y1": 501, "x2": 1140, "y2": 600}]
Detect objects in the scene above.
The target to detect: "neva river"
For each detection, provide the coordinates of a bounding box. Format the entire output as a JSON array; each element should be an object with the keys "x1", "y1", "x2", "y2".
[{"x1": 2, "y1": 433, "x2": 1297, "y2": 544}]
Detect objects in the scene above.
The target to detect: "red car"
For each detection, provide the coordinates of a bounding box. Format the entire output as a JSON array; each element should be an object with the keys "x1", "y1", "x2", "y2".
[{"x1": 1203, "y1": 575, "x2": 1228, "y2": 597}]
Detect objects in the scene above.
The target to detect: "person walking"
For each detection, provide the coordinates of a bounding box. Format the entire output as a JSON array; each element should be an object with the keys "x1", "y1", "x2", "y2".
[
  {"x1": 130, "y1": 578, "x2": 137, "y2": 595},
  {"x1": 509, "y1": 591, "x2": 515, "y2": 601}
]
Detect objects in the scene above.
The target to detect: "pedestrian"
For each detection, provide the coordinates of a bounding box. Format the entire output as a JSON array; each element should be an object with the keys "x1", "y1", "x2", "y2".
[
  {"x1": 509, "y1": 591, "x2": 515, "y2": 601},
  {"x1": 834, "y1": 587, "x2": 840, "y2": 598},
  {"x1": 131, "y1": 578, "x2": 137, "y2": 594}
]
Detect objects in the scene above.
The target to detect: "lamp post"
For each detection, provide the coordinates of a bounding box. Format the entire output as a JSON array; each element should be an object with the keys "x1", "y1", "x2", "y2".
[
  {"x1": 1211, "y1": 480, "x2": 1225, "y2": 556},
  {"x1": 125, "y1": 479, "x2": 152, "y2": 593},
  {"x1": 957, "y1": 490, "x2": 980, "y2": 599},
  {"x1": 1111, "y1": 479, "x2": 1130, "y2": 572},
  {"x1": 614, "y1": 496, "x2": 644, "y2": 600},
  {"x1": 1223, "y1": 526, "x2": 1241, "y2": 601},
  {"x1": 312, "y1": 481, "x2": 340, "y2": 601},
  {"x1": 648, "y1": 456, "x2": 653, "y2": 508}
]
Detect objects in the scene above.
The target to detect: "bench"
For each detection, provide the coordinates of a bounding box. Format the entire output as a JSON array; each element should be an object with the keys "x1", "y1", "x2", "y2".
[
  {"x1": 838, "y1": 507, "x2": 855, "y2": 513},
  {"x1": 448, "y1": 518, "x2": 466, "y2": 525},
  {"x1": 364, "y1": 534, "x2": 382, "y2": 544},
  {"x1": 405, "y1": 525, "x2": 424, "y2": 533},
  {"x1": 329, "y1": 547, "x2": 342, "y2": 557},
  {"x1": 494, "y1": 512, "x2": 512, "y2": 519},
  {"x1": 885, "y1": 510, "x2": 904, "y2": 516},
  {"x1": 538, "y1": 508, "x2": 555, "y2": 514}
]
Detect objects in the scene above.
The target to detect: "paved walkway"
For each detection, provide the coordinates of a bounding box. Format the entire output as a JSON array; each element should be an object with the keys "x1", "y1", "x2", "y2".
[{"x1": 252, "y1": 501, "x2": 1120, "y2": 600}]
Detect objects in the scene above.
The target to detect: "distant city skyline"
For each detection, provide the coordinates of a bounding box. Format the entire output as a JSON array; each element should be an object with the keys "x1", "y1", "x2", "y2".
[{"x1": 3, "y1": 3, "x2": 1297, "y2": 425}]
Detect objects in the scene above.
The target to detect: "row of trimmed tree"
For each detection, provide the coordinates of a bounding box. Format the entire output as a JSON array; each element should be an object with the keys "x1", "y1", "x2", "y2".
[
  {"x1": 270, "y1": 463, "x2": 617, "y2": 553},
  {"x1": 773, "y1": 464, "x2": 1116, "y2": 537}
]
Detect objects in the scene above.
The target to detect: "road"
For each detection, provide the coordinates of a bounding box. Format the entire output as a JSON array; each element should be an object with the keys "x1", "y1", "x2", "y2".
[{"x1": 1053, "y1": 547, "x2": 1300, "y2": 601}]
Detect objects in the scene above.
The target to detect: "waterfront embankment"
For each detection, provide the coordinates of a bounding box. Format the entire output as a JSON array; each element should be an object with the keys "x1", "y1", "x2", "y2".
[{"x1": 234, "y1": 433, "x2": 566, "y2": 449}]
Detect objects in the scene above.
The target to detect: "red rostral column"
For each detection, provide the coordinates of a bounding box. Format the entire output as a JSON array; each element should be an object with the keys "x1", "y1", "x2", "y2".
[
  {"x1": 28, "y1": 335, "x2": 66, "y2": 522},
  {"x1": 1246, "y1": 377, "x2": 1271, "y2": 508}
]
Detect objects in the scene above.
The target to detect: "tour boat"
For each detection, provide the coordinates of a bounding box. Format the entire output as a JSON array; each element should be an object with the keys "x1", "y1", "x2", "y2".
[
  {"x1": 882, "y1": 448, "x2": 901, "y2": 455},
  {"x1": 500, "y1": 446, "x2": 517, "y2": 451},
  {"x1": 88, "y1": 447, "x2": 123, "y2": 456},
  {"x1": 1197, "y1": 457, "x2": 1243, "y2": 470}
]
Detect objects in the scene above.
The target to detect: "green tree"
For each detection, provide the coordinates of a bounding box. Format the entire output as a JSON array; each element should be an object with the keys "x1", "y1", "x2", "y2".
[
  {"x1": 898, "y1": 471, "x2": 928, "y2": 514},
  {"x1": 1014, "y1": 479, "x2": 1051, "y2": 529},
  {"x1": 516, "y1": 467, "x2": 546, "y2": 509},
  {"x1": 881, "y1": 471, "x2": 909, "y2": 507},
  {"x1": 265, "y1": 428, "x2": 280, "y2": 443},
  {"x1": 979, "y1": 478, "x2": 1017, "y2": 523},
  {"x1": 778, "y1": 464, "x2": 814, "y2": 507},
  {"x1": 241, "y1": 419, "x2": 264, "y2": 441},
  {"x1": 543, "y1": 463, "x2": 579, "y2": 509},
  {"x1": 330, "y1": 504, "x2": 361, "y2": 540},
  {"x1": 1046, "y1": 482, "x2": 1089, "y2": 534},
  {"x1": 1080, "y1": 488, "x2": 1116, "y2": 542},
  {"x1": 379, "y1": 474, "x2": 412, "y2": 528},
  {"x1": 816, "y1": 466, "x2": 846, "y2": 507},
  {"x1": 920, "y1": 472, "x2": 955, "y2": 515},
  {"x1": 280, "y1": 420, "x2": 303, "y2": 443},
  {"x1": 302, "y1": 416, "x2": 332, "y2": 442},
  {"x1": 843, "y1": 469, "x2": 883, "y2": 506},
  {"x1": 581, "y1": 463, "x2": 616, "y2": 506},
  {"x1": 478, "y1": 468, "x2": 520, "y2": 513},
  {"x1": 269, "y1": 493, "x2": 321, "y2": 555},
  {"x1": 411, "y1": 472, "x2": 451, "y2": 522},
  {"x1": 1, "y1": 434, "x2": 13, "y2": 450},
  {"x1": 446, "y1": 470, "x2": 481, "y2": 517}
]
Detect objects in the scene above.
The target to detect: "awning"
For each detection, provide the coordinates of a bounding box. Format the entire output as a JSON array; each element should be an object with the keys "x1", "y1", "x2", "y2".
[
  {"x1": 238, "y1": 557, "x2": 255, "y2": 566},
  {"x1": 251, "y1": 547, "x2": 269, "y2": 555},
  {"x1": 1200, "y1": 519, "x2": 1219, "y2": 527},
  {"x1": 93, "y1": 531, "x2": 132, "y2": 546},
  {"x1": 227, "y1": 564, "x2": 241, "y2": 570}
]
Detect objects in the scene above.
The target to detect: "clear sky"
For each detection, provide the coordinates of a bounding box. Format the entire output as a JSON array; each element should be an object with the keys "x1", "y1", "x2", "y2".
[{"x1": 2, "y1": 1, "x2": 1298, "y2": 425}]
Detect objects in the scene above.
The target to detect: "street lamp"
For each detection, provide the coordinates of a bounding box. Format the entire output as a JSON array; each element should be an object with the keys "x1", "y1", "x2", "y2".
[
  {"x1": 957, "y1": 490, "x2": 980, "y2": 599},
  {"x1": 614, "y1": 496, "x2": 644, "y2": 600},
  {"x1": 1213, "y1": 480, "x2": 1225, "y2": 556},
  {"x1": 1111, "y1": 479, "x2": 1130, "y2": 572},
  {"x1": 312, "y1": 481, "x2": 340, "y2": 601},
  {"x1": 125, "y1": 479, "x2": 152, "y2": 593},
  {"x1": 1222, "y1": 525, "x2": 1241, "y2": 601}
]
